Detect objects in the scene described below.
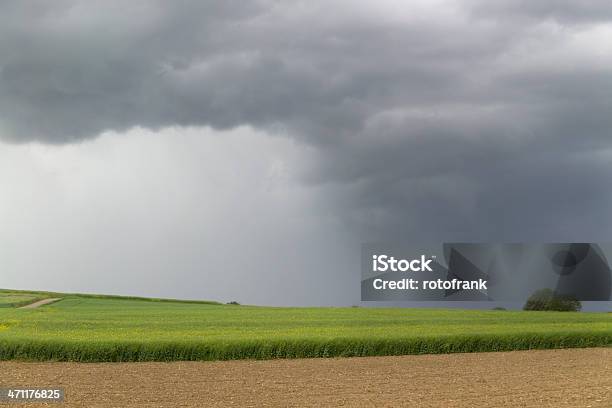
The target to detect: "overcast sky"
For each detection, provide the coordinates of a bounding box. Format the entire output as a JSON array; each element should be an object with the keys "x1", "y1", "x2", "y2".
[{"x1": 1, "y1": 1, "x2": 611, "y2": 305}]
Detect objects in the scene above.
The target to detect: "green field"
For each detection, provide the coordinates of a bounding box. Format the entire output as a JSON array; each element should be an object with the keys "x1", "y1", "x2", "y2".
[
  {"x1": 0, "y1": 293, "x2": 45, "y2": 308},
  {"x1": 0, "y1": 289, "x2": 610, "y2": 362}
]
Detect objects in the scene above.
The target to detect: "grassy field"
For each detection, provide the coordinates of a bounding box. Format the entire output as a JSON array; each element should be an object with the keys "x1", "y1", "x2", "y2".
[
  {"x1": 0, "y1": 292, "x2": 46, "y2": 308},
  {"x1": 0, "y1": 289, "x2": 610, "y2": 362}
]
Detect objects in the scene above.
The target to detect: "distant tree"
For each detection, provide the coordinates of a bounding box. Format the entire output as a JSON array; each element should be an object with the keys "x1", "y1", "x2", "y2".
[
  {"x1": 226, "y1": 301, "x2": 240, "y2": 305},
  {"x1": 523, "y1": 289, "x2": 581, "y2": 312}
]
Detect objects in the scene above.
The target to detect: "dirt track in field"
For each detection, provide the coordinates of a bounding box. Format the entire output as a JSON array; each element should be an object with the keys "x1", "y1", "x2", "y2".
[
  {"x1": 18, "y1": 298, "x2": 62, "y2": 309},
  {"x1": 0, "y1": 348, "x2": 610, "y2": 407}
]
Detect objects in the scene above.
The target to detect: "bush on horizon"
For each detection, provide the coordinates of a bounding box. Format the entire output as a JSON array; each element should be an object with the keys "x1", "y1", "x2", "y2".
[{"x1": 523, "y1": 289, "x2": 582, "y2": 312}]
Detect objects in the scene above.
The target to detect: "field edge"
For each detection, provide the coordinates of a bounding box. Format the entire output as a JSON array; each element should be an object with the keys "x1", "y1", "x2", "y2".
[{"x1": 0, "y1": 332, "x2": 609, "y2": 362}]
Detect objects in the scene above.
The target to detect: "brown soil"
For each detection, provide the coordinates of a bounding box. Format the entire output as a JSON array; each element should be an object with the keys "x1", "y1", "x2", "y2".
[{"x1": 0, "y1": 348, "x2": 609, "y2": 407}]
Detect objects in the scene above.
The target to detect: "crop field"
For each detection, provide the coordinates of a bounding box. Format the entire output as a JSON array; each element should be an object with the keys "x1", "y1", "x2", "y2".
[
  {"x1": 0, "y1": 292, "x2": 45, "y2": 308},
  {"x1": 0, "y1": 289, "x2": 610, "y2": 362}
]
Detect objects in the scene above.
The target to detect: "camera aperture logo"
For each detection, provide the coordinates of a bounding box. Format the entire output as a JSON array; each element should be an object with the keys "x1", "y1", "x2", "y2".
[{"x1": 370, "y1": 253, "x2": 488, "y2": 292}]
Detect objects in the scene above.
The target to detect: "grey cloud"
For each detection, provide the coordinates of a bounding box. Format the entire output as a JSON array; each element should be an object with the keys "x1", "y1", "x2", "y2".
[
  {"x1": 1, "y1": 0, "x2": 612, "y2": 306},
  {"x1": 467, "y1": 0, "x2": 612, "y2": 23},
  {"x1": 0, "y1": 0, "x2": 567, "y2": 143}
]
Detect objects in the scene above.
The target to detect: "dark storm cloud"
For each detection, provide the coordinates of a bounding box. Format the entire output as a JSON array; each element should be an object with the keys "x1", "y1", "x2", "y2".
[
  {"x1": 2, "y1": 0, "x2": 612, "y2": 244},
  {"x1": 0, "y1": 0, "x2": 574, "y2": 143}
]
